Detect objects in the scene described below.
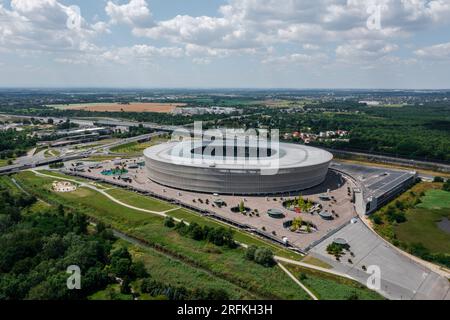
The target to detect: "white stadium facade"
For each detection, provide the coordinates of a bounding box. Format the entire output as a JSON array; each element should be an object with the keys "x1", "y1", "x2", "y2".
[{"x1": 144, "y1": 139, "x2": 333, "y2": 195}]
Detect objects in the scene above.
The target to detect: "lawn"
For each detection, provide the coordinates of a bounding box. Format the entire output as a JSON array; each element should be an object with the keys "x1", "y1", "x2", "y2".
[
  {"x1": 88, "y1": 284, "x2": 133, "y2": 300},
  {"x1": 283, "y1": 263, "x2": 384, "y2": 300},
  {"x1": 373, "y1": 182, "x2": 450, "y2": 265},
  {"x1": 37, "y1": 169, "x2": 301, "y2": 259},
  {"x1": 0, "y1": 159, "x2": 13, "y2": 167},
  {"x1": 44, "y1": 148, "x2": 60, "y2": 158},
  {"x1": 106, "y1": 188, "x2": 176, "y2": 212},
  {"x1": 395, "y1": 207, "x2": 450, "y2": 254},
  {"x1": 13, "y1": 171, "x2": 311, "y2": 300},
  {"x1": 417, "y1": 189, "x2": 450, "y2": 210},
  {"x1": 394, "y1": 189, "x2": 450, "y2": 254},
  {"x1": 110, "y1": 136, "x2": 169, "y2": 155}
]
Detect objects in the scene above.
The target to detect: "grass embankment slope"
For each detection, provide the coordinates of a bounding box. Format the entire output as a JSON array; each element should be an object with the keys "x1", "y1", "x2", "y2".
[
  {"x1": 12, "y1": 171, "x2": 310, "y2": 300},
  {"x1": 282, "y1": 264, "x2": 384, "y2": 300},
  {"x1": 372, "y1": 182, "x2": 450, "y2": 267}
]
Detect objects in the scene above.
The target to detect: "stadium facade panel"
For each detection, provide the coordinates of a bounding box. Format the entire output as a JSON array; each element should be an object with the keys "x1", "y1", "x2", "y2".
[{"x1": 144, "y1": 140, "x2": 333, "y2": 195}]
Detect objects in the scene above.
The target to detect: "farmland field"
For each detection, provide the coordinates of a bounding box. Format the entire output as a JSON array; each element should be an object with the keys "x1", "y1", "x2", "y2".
[{"x1": 49, "y1": 102, "x2": 186, "y2": 113}]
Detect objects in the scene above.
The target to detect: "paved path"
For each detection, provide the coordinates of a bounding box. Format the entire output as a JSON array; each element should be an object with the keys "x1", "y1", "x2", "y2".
[
  {"x1": 275, "y1": 256, "x2": 356, "y2": 280},
  {"x1": 30, "y1": 169, "x2": 183, "y2": 218},
  {"x1": 28, "y1": 169, "x2": 391, "y2": 299},
  {"x1": 277, "y1": 262, "x2": 318, "y2": 300}
]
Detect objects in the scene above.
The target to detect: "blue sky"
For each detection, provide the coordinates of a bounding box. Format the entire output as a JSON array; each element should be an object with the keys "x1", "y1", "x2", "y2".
[{"x1": 0, "y1": 0, "x2": 450, "y2": 88}]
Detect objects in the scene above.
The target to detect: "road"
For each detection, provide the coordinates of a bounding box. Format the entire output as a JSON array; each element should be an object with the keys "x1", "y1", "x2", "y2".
[{"x1": 0, "y1": 132, "x2": 164, "y2": 175}]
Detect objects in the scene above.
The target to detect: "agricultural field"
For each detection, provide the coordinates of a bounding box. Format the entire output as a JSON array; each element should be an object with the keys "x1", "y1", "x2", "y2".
[{"x1": 49, "y1": 102, "x2": 186, "y2": 113}]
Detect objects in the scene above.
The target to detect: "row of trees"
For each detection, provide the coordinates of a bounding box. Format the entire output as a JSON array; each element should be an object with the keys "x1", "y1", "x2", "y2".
[{"x1": 165, "y1": 217, "x2": 237, "y2": 249}]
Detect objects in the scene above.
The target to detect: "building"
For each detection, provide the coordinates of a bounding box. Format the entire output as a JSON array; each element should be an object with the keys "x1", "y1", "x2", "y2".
[
  {"x1": 144, "y1": 139, "x2": 333, "y2": 195},
  {"x1": 330, "y1": 162, "x2": 418, "y2": 215}
]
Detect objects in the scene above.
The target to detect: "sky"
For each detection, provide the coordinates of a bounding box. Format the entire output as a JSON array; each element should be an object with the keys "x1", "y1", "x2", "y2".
[{"x1": 0, "y1": 0, "x2": 450, "y2": 89}]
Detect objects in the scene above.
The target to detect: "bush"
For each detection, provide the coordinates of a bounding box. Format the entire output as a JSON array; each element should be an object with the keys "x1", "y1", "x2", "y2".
[
  {"x1": 371, "y1": 214, "x2": 383, "y2": 225},
  {"x1": 254, "y1": 248, "x2": 275, "y2": 267},
  {"x1": 245, "y1": 245, "x2": 257, "y2": 261},
  {"x1": 433, "y1": 176, "x2": 444, "y2": 183},
  {"x1": 164, "y1": 216, "x2": 175, "y2": 228},
  {"x1": 443, "y1": 180, "x2": 450, "y2": 192}
]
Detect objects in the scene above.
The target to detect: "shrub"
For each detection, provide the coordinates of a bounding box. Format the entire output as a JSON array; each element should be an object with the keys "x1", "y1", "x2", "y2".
[
  {"x1": 443, "y1": 180, "x2": 450, "y2": 192},
  {"x1": 164, "y1": 216, "x2": 175, "y2": 228},
  {"x1": 253, "y1": 248, "x2": 275, "y2": 267},
  {"x1": 245, "y1": 245, "x2": 257, "y2": 261}
]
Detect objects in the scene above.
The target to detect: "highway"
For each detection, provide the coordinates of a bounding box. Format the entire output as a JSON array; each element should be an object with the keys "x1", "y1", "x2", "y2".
[{"x1": 0, "y1": 131, "x2": 164, "y2": 176}]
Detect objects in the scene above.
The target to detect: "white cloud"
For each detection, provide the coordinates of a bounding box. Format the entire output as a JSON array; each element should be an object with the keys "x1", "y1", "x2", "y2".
[
  {"x1": 263, "y1": 52, "x2": 328, "y2": 66},
  {"x1": 336, "y1": 40, "x2": 399, "y2": 63},
  {"x1": 105, "y1": 0, "x2": 153, "y2": 27},
  {"x1": 415, "y1": 42, "x2": 450, "y2": 60},
  {"x1": 0, "y1": 0, "x2": 105, "y2": 53},
  {"x1": 102, "y1": 45, "x2": 184, "y2": 64}
]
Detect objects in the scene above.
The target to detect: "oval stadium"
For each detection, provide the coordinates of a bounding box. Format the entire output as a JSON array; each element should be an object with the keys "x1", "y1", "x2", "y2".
[{"x1": 143, "y1": 139, "x2": 333, "y2": 195}]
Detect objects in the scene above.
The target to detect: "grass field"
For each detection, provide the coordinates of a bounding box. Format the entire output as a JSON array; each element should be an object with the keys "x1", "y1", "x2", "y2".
[
  {"x1": 110, "y1": 136, "x2": 169, "y2": 155},
  {"x1": 417, "y1": 189, "x2": 450, "y2": 210},
  {"x1": 44, "y1": 148, "x2": 60, "y2": 158},
  {"x1": 117, "y1": 240, "x2": 257, "y2": 299},
  {"x1": 283, "y1": 263, "x2": 384, "y2": 300},
  {"x1": 12, "y1": 171, "x2": 312, "y2": 300},
  {"x1": 395, "y1": 189, "x2": 450, "y2": 254},
  {"x1": 0, "y1": 158, "x2": 14, "y2": 167},
  {"x1": 373, "y1": 182, "x2": 450, "y2": 264},
  {"x1": 52, "y1": 170, "x2": 300, "y2": 259}
]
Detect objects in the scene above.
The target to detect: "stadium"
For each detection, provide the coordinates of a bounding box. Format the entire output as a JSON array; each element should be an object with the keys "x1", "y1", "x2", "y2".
[{"x1": 143, "y1": 139, "x2": 333, "y2": 195}]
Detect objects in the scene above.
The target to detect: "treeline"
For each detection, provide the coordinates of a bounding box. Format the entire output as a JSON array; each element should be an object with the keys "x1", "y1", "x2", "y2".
[
  {"x1": 218, "y1": 103, "x2": 450, "y2": 162},
  {"x1": 165, "y1": 217, "x2": 237, "y2": 249},
  {"x1": 111, "y1": 124, "x2": 152, "y2": 138},
  {"x1": 0, "y1": 184, "x2": 151, "y2": 300},
  {"x1": 0, "y1": 129, "x2": 38, "y2": 160}
]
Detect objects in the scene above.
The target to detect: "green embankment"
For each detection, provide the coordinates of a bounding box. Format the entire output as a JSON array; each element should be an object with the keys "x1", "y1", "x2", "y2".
[
  {"x1": 13, "y1": 171, "x2": 310, "y2": 300},
  {"x1": 283, "y1": 264, "x2": 384, "y2": 300}
]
